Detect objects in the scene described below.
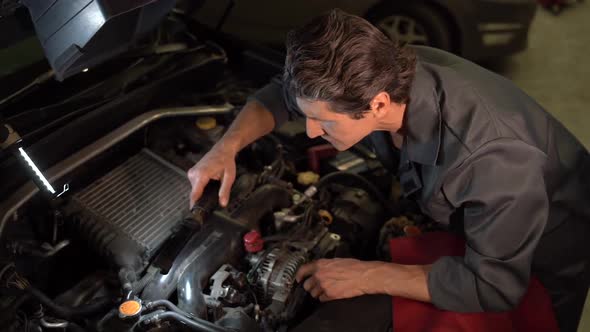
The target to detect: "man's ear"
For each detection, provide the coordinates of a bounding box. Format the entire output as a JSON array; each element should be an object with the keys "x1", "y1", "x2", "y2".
[{"x1": 370, "y1": 92, "x2": 391, "y2": 119}]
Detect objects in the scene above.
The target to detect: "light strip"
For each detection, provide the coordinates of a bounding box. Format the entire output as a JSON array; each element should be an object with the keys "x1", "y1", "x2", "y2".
[{"x1": 18, "y1": 147, "x2": 56, "y2": 194}]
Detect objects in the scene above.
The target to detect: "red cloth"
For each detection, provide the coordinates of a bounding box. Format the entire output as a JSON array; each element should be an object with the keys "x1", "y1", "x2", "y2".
[{"x1": 389, "y1": 231, "x2": 560, "y2": 332}]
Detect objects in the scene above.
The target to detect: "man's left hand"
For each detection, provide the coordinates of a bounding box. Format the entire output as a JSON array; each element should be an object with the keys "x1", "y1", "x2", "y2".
[{"x1": 295, "y1": 258, "x2": 380, "y2": 302}]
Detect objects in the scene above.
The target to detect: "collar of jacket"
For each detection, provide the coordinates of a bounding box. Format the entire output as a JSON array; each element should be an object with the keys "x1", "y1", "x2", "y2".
[{"x1": 402, "y1": 60, "x2": 442, "y2": 166}]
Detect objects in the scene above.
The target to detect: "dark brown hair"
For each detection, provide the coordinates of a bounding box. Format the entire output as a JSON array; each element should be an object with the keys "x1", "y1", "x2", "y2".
[{"x1": 284, "y1": 9, "x2": 416, "y2": 118}]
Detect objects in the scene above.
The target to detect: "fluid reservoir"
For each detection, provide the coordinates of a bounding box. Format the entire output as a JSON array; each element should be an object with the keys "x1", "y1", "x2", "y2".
[{"x1": 196, "y1": 116, "x2": 224, "y2": 142}]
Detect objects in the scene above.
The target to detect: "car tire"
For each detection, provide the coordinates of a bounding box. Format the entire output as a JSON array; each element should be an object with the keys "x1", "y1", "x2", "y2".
[{"x1": 366, "y1": 2, "x2": 453, "y2": 51}]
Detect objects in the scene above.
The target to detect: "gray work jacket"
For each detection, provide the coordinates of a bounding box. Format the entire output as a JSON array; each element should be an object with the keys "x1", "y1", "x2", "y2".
[{"x1": 252, "y1": 46, "x2": 590, "y2": 331}]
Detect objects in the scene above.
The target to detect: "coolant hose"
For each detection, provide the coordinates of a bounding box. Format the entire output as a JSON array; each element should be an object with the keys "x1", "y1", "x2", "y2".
[
  {"x1": 231, "y1": 184, "x2": 292, "y2": 228},
  {"x1": 139, "y1": 311, "x2": 234, "y2": 332},
  {"x1": 26, "y1": 286, "x2": 112, "y2": 320},
  {"x1": 144, "y1": 299, "x2": 197, "y2": 318},
  {"x1": 316, "y1": 171, "x2": 393, "y2": 215}
]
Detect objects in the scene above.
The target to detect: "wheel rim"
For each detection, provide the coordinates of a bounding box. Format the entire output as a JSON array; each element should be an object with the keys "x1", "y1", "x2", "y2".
[{"x1": 376, "y1": 15, "x2": 430, "y2": 45}]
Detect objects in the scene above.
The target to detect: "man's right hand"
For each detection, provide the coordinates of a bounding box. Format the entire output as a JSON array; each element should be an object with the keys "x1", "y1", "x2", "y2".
[
  {"x1": 188, "y1": 141, "x2": 238, "y2": 208},
  {"x1": 187, "y1": 100, "x2": 277, "y2": 209}
]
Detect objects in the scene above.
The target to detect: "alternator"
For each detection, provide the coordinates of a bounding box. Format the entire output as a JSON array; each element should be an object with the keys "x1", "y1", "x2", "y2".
[{"x1": 256, "y1": 247, "x2": 306, "y2": 306}]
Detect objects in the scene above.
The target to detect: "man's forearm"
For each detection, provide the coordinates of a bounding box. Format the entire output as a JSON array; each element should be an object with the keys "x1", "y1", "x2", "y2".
[
  {"x1": 364, "y1": 262, "x2": 433, "y2": 303},
  {"x1": 217, "y1": 100, "x2": 276, "y2": 153}
]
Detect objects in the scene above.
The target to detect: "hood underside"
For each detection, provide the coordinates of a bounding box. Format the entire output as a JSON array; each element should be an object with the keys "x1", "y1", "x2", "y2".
[{"x1": 22, "y1": 0, "x2": 175, "y2": 81}]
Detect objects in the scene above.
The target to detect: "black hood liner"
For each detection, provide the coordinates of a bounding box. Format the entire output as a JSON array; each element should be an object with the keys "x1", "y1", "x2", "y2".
[{"x1": 22, "y1": 0, "x2": 175, "y2": 81}]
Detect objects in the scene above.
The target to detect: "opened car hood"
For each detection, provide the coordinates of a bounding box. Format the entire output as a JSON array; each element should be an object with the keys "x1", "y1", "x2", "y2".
[{"x1": 22, "y1": 0, "x2": 175, "y2": 81}]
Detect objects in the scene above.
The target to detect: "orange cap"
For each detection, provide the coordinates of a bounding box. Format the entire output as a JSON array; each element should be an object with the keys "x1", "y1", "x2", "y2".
[
  {"x1": 318, "y1": 209, "x2": 333, "y2": 225},
  {"x1": 119, "y1": 300, "x2": 142, "y2": 317}
]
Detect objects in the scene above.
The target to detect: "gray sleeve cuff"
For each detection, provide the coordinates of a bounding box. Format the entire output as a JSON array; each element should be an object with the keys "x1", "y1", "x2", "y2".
[{"x1": 428, "y1": 256, "x2": 483, "y2": 312}]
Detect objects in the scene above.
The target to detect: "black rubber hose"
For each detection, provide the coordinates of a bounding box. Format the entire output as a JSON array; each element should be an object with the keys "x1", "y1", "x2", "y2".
[
  {"x1": 95, "y1": 309, "x2": 117, "y2": 332},
  {"x1": 26, "y1": 286, "x2": 112, "y2": 320},
  {"x1": 231, "y1": 184, "x2": 292, "y2": 228},
  {"x1": 144, "y1": 299, "x2": 196, "y2": 318},
  {"x1": 139, "y1": 310, "x2": 233, "y2": 332},
  {"x1": 66, "y1": 322, "x2": 86, "y2": 332},
  {"x1": 303, "y1": 201, "x2": 316, "y2": 227},
  {"x1": 132, "y1": 267, "x2": 159, "y2": 295},
  {"x1": 315, "y1": 171, "x2": 393, "y2": 215},
  {"x1": 0, "y1": 293, "x2": 31, "y2": 326}
]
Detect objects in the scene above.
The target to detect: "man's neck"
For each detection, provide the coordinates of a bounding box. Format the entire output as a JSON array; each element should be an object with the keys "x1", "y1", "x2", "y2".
[
  {"x1": 376, "y1": 102, "x2": 406, "y2": 149},
  {"x1": 391, "y1": 132, "x2": 404, "y2": 149}
]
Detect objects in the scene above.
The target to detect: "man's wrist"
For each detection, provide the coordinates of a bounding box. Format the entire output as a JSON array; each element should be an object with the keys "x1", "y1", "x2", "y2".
[
  {"x1": 216, "y1": 134, "x2": 241, "y2": 156},
  {"x1": 360, "y1": 261, "x2": 393, "y2": 295},
  {"x1": 361, "y1": 261, "x2": 432, "y2": 302}
]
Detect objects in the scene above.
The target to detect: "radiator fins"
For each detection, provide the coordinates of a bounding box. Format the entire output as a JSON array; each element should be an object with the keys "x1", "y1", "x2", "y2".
[{"x1": 70, "y1": 149, "x2": 191, "y2": 269}]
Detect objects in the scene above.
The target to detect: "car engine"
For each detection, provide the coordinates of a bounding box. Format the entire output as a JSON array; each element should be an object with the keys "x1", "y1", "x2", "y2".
[
  {"x1": 0, "y1": 101, "x2": 402, "y2": 331},
  {"x1": 0, "y1": 9, "x2": 437, "y2": 330}
]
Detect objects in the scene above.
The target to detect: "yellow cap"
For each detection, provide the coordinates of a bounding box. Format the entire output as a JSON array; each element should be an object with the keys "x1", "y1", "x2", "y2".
[
  {"x1": 297, "y1": 171, "x2": 320, "y2": 186},
  {"x1": 196, "y1": 117, "x2": 217, "y2": 130},
  {"x1": 119, "y1": 300, "x2": 142, "y2": 317}
]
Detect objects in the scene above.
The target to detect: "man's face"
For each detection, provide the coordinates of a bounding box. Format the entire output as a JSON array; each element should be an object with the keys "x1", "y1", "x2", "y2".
[{"x1": 296, "y1": 98, "x2": 377, "y2": 151}]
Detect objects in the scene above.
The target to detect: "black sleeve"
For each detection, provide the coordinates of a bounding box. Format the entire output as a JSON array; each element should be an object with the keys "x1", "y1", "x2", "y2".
[
  {"x1": 427, "y1": 138, "x2": 549, "y2": 312},
  {"x1": 248, "y1": 75, "x2": 303, "y2": 129}
]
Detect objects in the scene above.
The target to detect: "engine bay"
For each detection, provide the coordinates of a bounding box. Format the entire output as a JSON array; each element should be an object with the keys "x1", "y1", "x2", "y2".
[
  {"x1": 0, "y1": 15, "x2": 436, "y2": 331},
  {"x1": 0, "y1": 110, "x2": 406, "y2": 331}
]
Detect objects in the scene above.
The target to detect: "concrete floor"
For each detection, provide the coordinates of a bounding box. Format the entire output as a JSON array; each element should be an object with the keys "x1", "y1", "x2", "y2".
[
  {"x1": 484, "y1": 3, "x2": 589, "y2": 331},
  {"x1": 486, "y1": 2, "x2": 590, "y2": 150}
]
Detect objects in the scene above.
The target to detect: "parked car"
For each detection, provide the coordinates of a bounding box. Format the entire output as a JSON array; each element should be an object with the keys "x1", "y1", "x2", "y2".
[{"x1": 192, "y1": 0, "x2": 538, "y2": 60}]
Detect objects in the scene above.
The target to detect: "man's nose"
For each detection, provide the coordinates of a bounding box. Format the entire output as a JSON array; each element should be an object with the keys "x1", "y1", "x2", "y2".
[{"x1": 306, "y1": 118, "x2": 324, "y2": 139}]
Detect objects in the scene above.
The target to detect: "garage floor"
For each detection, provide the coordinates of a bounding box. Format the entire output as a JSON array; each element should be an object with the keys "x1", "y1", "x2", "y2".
[
  {"x1": 486, "y1": 2, "x2": 590, "y2": 150},
  {"x1": 484, "y1": 3, "x2": 589, "y2": 331}
]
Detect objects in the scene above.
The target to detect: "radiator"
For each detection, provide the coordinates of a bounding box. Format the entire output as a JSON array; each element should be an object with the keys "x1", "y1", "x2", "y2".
[{"x1": 72, "y1": 149, "x2": 191, "y2": 261}]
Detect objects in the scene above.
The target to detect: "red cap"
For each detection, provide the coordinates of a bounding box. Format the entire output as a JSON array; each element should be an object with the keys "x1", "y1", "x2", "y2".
[
  {"x1": 403, "y1": 225, "x2": 422, "y2": 237},
  {"x1": 243, "y1": 230, "x2": 264, "y2": 253}
]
